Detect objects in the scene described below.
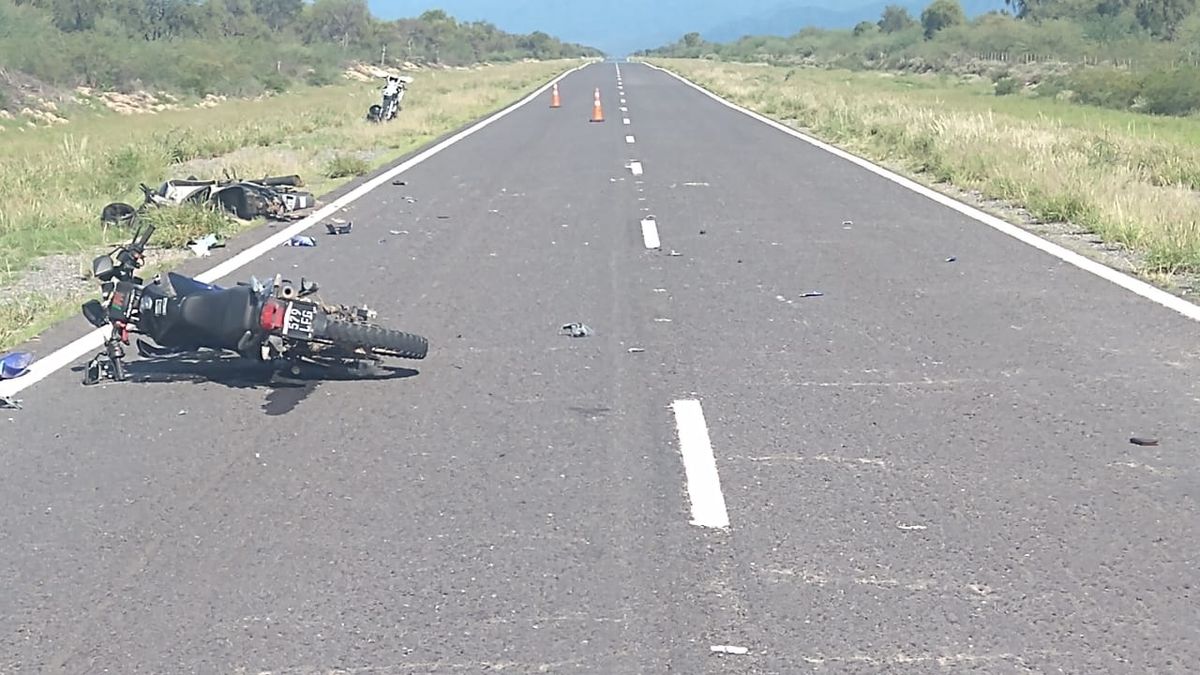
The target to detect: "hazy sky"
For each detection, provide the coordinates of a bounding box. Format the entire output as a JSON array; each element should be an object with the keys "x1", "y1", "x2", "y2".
[{"x1": 367, "y1": 0, "x2": 1005, "y2": 55}]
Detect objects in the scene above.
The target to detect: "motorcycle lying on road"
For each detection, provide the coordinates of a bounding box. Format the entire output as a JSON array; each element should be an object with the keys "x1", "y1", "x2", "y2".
[{"x1": 79, "y1": 221, "x2": 429, "y2": 385}]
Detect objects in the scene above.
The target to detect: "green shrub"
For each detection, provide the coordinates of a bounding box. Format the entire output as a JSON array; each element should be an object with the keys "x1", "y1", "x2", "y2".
[
  {"x1": 323, "y1": 154, "x2": 370, "y2": 179},
  {"x1": 1136, "y1": 67, "x2": 1200, "y2": 116},
  {"x1": 994, "y1": 75, "x2": 1020, "y2": 95},
  {"x1": 1065, "y1": 68, "x2": 1141, "y2": 109}
]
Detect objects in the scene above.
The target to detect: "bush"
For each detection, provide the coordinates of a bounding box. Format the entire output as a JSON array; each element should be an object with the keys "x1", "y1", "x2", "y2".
[
  {"x1": 1136, "y1": 67, "x2": 1200, "y2": 116},
  {"x1": 994, "y1": 75, "x2": 1020, "y2": 95},
  {"x1": 1064, "y1": 67, "x2": 1141, "y2": 109},
  {"x1": 323, "y1": 154, "x2": 370, "y2": 179}
]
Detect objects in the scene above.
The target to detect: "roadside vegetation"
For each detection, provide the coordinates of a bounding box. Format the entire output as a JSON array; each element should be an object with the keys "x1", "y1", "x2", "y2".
[
  {"x1": 638, "y1": 0, "x2": 1200, "y2": 286},
  {"x1": 0, "y1": 1, "x2": 598, "y2": 351}
]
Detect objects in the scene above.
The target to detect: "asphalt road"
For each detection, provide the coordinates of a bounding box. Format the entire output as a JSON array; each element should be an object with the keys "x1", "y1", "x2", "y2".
[{"x1": 2, "y1": 61, "x2": 1199, "y2": 674}]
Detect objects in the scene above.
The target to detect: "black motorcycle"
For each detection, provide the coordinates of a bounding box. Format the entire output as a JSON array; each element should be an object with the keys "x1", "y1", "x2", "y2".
[{"x1": 79, "y1": 221, "x2": 429, "y2": 385}]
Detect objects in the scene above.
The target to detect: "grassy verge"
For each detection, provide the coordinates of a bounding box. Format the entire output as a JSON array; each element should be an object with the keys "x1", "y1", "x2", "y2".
[
  {"x1": 0, "y1": 59, "x2": 580, "y2": 351},
  {"x1": 644, "y1": 58, "x2": 1200, "y2": 277}
]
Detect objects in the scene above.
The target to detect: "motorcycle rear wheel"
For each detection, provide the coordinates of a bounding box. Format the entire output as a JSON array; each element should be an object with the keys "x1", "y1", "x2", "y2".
[{"x1": 316, "y1": 319, "x2": 428, "y2": 360}]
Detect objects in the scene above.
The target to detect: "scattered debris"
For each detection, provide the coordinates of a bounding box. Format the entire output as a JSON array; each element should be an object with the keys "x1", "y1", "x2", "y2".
[
  {"x1": 391, "y1": 179, "x2": 407, "y2": 186},
  {"x1": 842, "y1": 220, "x2": 853, "y2": 226},
  {"x1": 710, "y1": 645, "x2": 748, "y2": 655},
  {"x1": 488, "y1": 209, "x2": 500, "y2": 214},
  {"x1": 945, "y1": 256, "x2": 957, "y2": 263},
  {"x1": 653, "y1": 288, "x2": 667, "y2": 293},
  {"x1": 388, "y1": 230, "x2": 409, "y2": 235},
  {"x1": 627, "y1": 347, "x2": 645, "y2": 353},
  {"x1": 800, "y1": 291, "x2": 824, "y2": 298},
  {"x1": 436, "y1": 215, "x2": 451, "y2": 220},
  {"x1": 560, "y1": 322, "x2": 595, "y2": 338},
  {"x1": 682, "y1": 182, "x2": 710, "y2": 187},
  {"x1": 285, "y1": 235, "x2": 317, "y2": 247},
  {"x1": 668, "y1": 250, "x2": 682, "y2": 257},
  {"x1": 1130, "y1": 437, "x2": 1159, "y2": 447},
  {"x1": 897, "y1": 523, "x2": 928, "y2": 531},
  {"x1": 654, "y1": 318, "x2": 673, "y2": 323},
  {"x1": 699, "y1": 229, "x2": 707, "y2": 235},
  {"x1": 186, "y1": 233, "x2": 225, "y2": 257},
  {"x1": 177, "y1": 410, "x2": 187, "y2": 416},
  {"x1": 0, "y1": 396, "x2": 21, "y2": 410},
  {"x1": 0, "y1": 352, "x2": 33, "y2": 380},
  {"x1": 325, "y1": 221, "x2": 353, "y2": 235}
]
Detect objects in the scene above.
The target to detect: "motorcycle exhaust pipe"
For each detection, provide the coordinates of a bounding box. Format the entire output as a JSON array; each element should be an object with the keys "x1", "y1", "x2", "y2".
[{"x1": 279, "y1": 284, "x2": 296, "y2": 300}]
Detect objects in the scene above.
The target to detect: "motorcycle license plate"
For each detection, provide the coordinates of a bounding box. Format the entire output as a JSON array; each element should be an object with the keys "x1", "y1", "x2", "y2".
[{"x1": 282, "y1": 300, "x2": 317, "y2": 340}]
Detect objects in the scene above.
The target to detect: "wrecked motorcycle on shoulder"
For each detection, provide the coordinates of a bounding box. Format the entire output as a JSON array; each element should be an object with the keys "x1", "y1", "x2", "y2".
[{"x1": 79, "y1": 221, "x2": 429, "y2": 385}]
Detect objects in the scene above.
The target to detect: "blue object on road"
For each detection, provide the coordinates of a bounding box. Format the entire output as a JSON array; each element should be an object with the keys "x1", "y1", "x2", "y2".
[{"x1": 0, "y1": 351, "x2": 33, "y2": 380}]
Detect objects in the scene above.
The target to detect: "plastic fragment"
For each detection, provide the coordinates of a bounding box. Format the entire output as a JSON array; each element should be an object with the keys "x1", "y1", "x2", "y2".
[
  {"x1": 705, "y1": 638, "x2": 744, "y2": 653},
  {"x1": 0, "y1": 396, "x2": 21, "y2": 410},
  {"x1": 560, "y1": 322, "x2": 594, "y2": 338},
  {"x1": 0, "y1": 351, "x2": 33, "y2": 380},
  {"x1": 325, "y1": 221, "x2": 353, "y2": 235},
  {"x1": 187, "y1": 233, "x2": 224, "y2": 257}
]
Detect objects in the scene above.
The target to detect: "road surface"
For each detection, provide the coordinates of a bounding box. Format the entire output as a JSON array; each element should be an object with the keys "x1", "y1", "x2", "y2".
[{"x1": 2, "y1": 61, "x2": 1198, "y2": 674}]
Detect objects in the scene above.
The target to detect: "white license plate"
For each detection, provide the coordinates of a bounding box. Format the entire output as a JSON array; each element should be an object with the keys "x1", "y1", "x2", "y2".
[{"x1": 282, "y1": 301, "x2": 316, "y2": 339}]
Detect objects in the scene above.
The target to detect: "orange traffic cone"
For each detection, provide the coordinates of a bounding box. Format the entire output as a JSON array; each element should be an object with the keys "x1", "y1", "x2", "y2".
[
  {"x1": 590, "y1": 88, "x2": 604, "y2": 122},
  {"x1": 550, "y1": 83, "x2": 561, "y2": 108}
]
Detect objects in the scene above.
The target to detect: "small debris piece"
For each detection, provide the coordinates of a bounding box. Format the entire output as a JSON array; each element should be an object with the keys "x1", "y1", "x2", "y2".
[
  {"x1": 0, "y1": 351, "x2": 34, "y2": 380},
  {"x1": 392, "y1": 179, "x2": 407, "y2": 186},
  {"x1": 654, "y1": 318, "x2": 672, "y2": 323},
  {"x1": 187, "y1": 233, "x2": 224, "y2": 257},
  {"x1": 800, "y1": 291, "x2": 824, "y2": 298},
  {"x1": 560, "y1": 322, "x2": 595, "y2": 338},
  {"x1": 699, "y1": 229, "x2": 707, "y2": 235},
  {"x1": 1130, "y1": 437, "x2": 1159, "y2": 447},
  {"x1": 945, "y1": 256, "x2": 957, "y2": 263},
  {"x1": 842, "y1": 220, "x2": 853, "y2": 226},
  {"x1": 710, "y1": 645, "x2": 748, "y2": 655},
  {"x1": 0, "y1": 396, "x2": 21, "y2": 410},
  {"x1": 178, "y1": 410, "x2": 187, "y2": 416},
  {"x1": 627, "y1": 347, "x2": 645, "y2": 353},
  {"x1": 437, "y1": 215, "x2": 450, "y2": 219},
  {"x1": 388, "y1": 230, "x2": 409, "y2": 235},
  {"x1": 897, "y1": 523, "x2": 928, "y2": 531},
  {"x1": 668, "y1": 250, "x2": 682, "y2": 257},
  {"x1": 325, "y1": 221, "x2": 353, "y2": 235},
  {"x1": 285, "y1": 235, "x2": 317, "y2": 247}
]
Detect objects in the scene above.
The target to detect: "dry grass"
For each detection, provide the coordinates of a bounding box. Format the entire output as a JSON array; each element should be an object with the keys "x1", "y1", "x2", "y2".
[
  {"x1": 0, "y1": 59, "x2": 581, "y2": 350},
  {"x1": 646, "y1": 58, "x2": 1200, "y2": 275}
]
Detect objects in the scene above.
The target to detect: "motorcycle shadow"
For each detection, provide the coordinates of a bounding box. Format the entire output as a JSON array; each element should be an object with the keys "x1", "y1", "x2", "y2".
[{"x1": 72, "y1": 352, "x2": 419, "y2": 415}]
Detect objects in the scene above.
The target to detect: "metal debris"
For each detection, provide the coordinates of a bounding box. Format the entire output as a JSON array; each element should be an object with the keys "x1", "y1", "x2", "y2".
[
  {"x1": 710, "y1": 645, "x2": 748, "y2": 655},
  {"x1": 325, "y1": 221, "x2": 353, "y2": 235},
  {"x1": 560, "y1": 322, "x2": 595, "y2": 338},
  {"x1": 1130, "y1": 437, "x2": 1159, "y2": 447}
]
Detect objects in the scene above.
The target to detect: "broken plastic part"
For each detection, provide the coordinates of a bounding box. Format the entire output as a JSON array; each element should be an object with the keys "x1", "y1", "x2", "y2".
[
  {"x1": 0, "y1": 395, "x2": 21, "y2": 410},
  {"x1": 325, "y1": 222, "x2": 352, "y2": 235},
  {"x1": 0, "y1": 351, "x2": 33, "y2": 380},
  {"x1": 560, "y1": 322, "x2": 594, "y2": 338},
  {"x1": 710, "y1": 645, "x2": 748, "y2": 655}
]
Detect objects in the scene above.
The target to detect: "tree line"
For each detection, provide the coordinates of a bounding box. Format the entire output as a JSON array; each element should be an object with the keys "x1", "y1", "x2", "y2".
[
  {"x1": 0, "y1": 1, "x2": 601, "y2": 102},
  {"x1": 638, "y1": 0, "x2": 1200, "y2": 115}
]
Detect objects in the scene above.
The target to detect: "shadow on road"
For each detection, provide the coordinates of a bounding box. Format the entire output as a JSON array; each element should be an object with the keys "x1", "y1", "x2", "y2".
[{"x1": 70, "y1": 352, "x2": 419, "y2": 416}]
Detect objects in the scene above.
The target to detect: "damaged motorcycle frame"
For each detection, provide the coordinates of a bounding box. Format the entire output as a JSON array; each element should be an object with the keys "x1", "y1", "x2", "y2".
[{"x1": 80, "y1": 220, "x2": 429, "y2": 385}]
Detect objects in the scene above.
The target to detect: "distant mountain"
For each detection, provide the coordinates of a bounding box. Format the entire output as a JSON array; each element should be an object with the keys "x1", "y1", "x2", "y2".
[
  {"x1": 703, "y1": 0, "x2": 1007, "y2": 43},
  {"x1": 368, "y1": 1, "x2": 1008, "y2": 56}
]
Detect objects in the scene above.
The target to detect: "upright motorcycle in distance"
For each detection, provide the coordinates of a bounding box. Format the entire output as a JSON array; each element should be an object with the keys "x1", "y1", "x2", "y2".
[
  {"x1": 79, "y1": 221, "x2": 429, "y2": 385},
  {"x1": 367, "y1": 75, "x2": 411, "y2": 123}
]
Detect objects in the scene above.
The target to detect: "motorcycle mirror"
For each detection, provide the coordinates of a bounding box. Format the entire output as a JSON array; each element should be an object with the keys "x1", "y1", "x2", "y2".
[
  {"x1": 92, "y1": 254, "x2": 116, "y2": 281},
  {"x1": 299, "y1": 278, "x2": 319, "y2": 296},
  {"x1": 81, "y1": 300, "x2": 109, "y2": 328}
]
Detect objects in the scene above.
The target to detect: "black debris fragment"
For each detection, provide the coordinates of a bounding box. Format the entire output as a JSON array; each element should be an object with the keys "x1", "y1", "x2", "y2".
[
  {"x1": 326, "y1": 221, "x2": 353, "y2": 235},
  {"x1": 560, "y1": 322, "x2": 595, "y2": 338},
  {"x1": 1130, "y1": 437, "x2": 1159, "y2": 446},
  {"x1": 0, "y1": 396, "x2": 21, "y2": 410},
  {"x1": 945, "y1": 256, "x2": 957, "y2": 263},
  {"x1": 801, "y1": 291, "x2": 824, "y2": 298}
]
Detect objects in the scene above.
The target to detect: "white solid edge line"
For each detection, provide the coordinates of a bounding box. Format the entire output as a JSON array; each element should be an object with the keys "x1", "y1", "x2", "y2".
[
  {"x1": 0, "y1": 61, "x2": 596, "y2": 400},
  {"x1": 641, "y1": 61, "x2": 1200, "y2": 324},
  {"x1": 671, "y1": 400, "x2": 730, "y2": 529},
  {"x1": 641, "y1": 218, "x2": 661, "y2": 249}
]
